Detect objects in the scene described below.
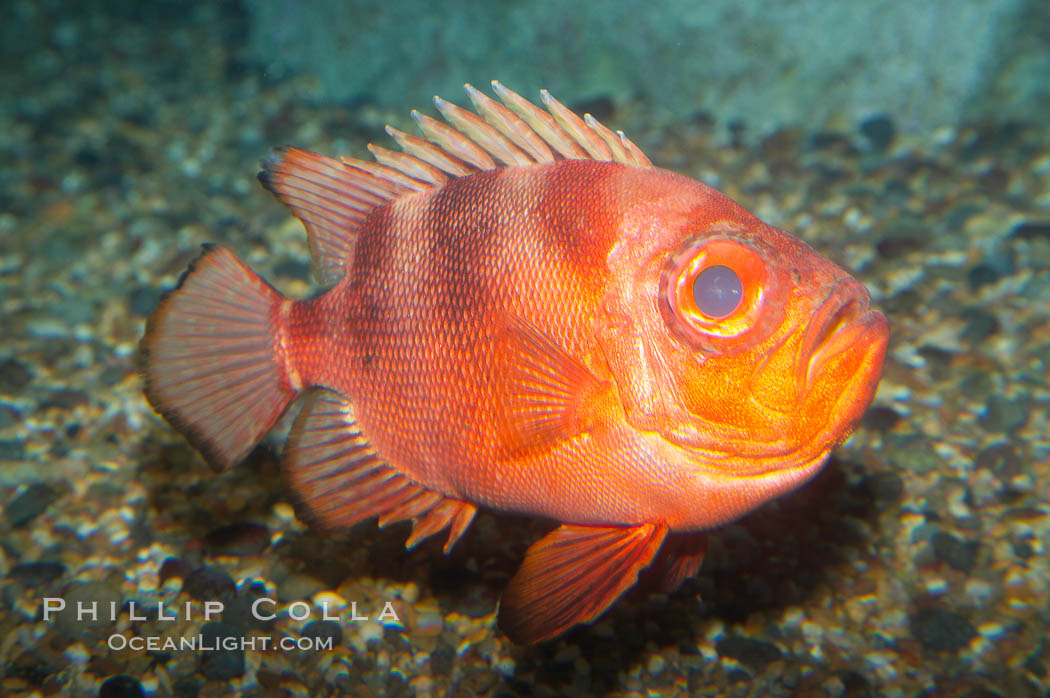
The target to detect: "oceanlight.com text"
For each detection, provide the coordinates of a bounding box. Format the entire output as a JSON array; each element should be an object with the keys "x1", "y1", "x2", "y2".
[{"x1": 107, "y1": 633, "x2": 334, "y2": 652}]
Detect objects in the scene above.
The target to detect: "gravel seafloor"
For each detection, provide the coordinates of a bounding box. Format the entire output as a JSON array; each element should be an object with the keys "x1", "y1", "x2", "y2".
[{"x1": 2, "y1": 3, "x2": 1049, "y2": 697}]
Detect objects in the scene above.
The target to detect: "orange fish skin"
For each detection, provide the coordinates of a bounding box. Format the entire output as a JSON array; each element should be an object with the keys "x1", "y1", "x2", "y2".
[
  {"x1": 140, "y1": 84, "x2": 888, "y2": 644},
  {"x1": 278, "y1": 159, "x2": 885, "y2": 530}
]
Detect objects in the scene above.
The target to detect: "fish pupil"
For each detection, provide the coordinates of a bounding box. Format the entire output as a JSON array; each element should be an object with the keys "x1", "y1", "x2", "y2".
[{"x1": 692, "y1": 265, "x2": 742, "y2": 318}]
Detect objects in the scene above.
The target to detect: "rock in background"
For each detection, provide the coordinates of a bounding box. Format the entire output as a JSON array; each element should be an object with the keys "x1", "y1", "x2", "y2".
[{"x1": 245, "y1": 0, "x2": 1049, "y2": 137}]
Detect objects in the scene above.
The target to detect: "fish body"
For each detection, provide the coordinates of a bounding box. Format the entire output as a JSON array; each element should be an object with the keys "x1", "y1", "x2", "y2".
[{"x1": 142, "y1": 82, "x2": 888, "y2": 643}]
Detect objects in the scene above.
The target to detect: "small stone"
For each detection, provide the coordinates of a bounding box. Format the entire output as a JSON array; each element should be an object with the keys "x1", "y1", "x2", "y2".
[
  {"x1": 860, "y1": 114, "x2": 895, "y2": 151},
  {"x1": 8, "y1": 561, "x2": 66, "y2": 587},
  {"x1": 56, "y1": 581, "x2": 122, "y2": 633},
  {"x1": 981, "y1": 394, "x2": 1031, "y2": 433},
  {"x1": 98, "y1": 674, "x2": 145, "y2": 698},
  {"x1": 302, "y1": 620, "x2": 343, "y2": 647},
  {"x1": 277, "y1": 572, "x2": 325, "y2": 603},
  {"x1": 862, "y1": 406, "x2": 902, "y2": 431},
  {"x1": 0, "y1": 438, "x2": 26, "y2": 461},
  {"x1": 183, "y1": 565, "x2": 236, "y2": 601},
  {"x1": 39, "y1": 388, "x2": 89, "y2": 410},
  {"x1": 909, "y1": 607, "x2": 976, "y2": 652},
  {"x1": 198, "y1": 621, "x2": 245, "y2": 680},
  {"x1": 1009, "y1": 221, "x2": 1050, "y2": 239},
  {"x1": 959, "y1": 307, "x2": 999, "y2": 344},
  {"x1": 5, "y1": 481, "x2": 59, "y2": 527},
  {"x1": 128, "y1": 285, "x2": 163, "y2": 316},
  {"x1": 860, "y1": 470, "x2": 904, "y2": 505},
  {"x1": 204, "y1": 522, "x2": 270, "y2": 556},
  {"x1": 715, "y1": 636, "x2": 783, "y2": 671},
  {"x1": 931, "y1": 532, "x2": 979, "y2": 573},
  {"x1": 159, "y1": 557, "x2": 190, "y2": 585},
  {"x1": 0, "y1": 357, "x2": 32, "y2": 393},
  {"x1": 429, "y1": 638, "x2": 455, "y2": 676}
]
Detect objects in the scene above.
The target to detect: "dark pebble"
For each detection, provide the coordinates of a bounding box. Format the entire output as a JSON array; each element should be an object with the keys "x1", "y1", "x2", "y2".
[
  {"x1": 931, "y1": 532, "x2": 979, "y2": 573},
  {"x1": 967, "y1": 264, "x2": 1001, "y2": 290},
  {"x1": 860, "y1": 470, "x2": 904, "y2": 505},
  {"x1": 0, "y1": 403, "x2": 18, "y2": 428},
  {"x1": 859, "y1": 114, "x2": 895, "y2": 150},
  {"x1": 862, "y1": 406, "x2": 902, "y2": 431},
  {"x1": 0, "y1": 357, "x2": 33, "y2": 393},
  {"x1": 272, "y1": 257, "x2": 311, "y2": 280},
  {"x1": 9, "y1": 561, "x2": 66, "y2": 587},
  {"x1": 5, "y1": 649, "x2": 56, "y2": 686},
  {"x1": 199, "y1": 621, "x2": 245, "y2": 680},
  {"x1": 909, "y1": 607, "x2": 976, "y2": 652},
  {"x1": 959, "y1": 307, "x2": 999, "y2": 344},
  {"x1": 302, "y1": 620, "x2": 343, "y2": 647},
  {"x1": 222, "y1": 580, "x2": 276, "y2": 631},
  {"x1": 98, "y1": 674, "x2": 145, "y2": 698},
  {"x1": 40, "y1": 388, "x2": 90, "y2": 411},
  {"x1": 159, "y1": 557, "x2": 190, "y2": 585},
  {"x1": 0, "y1": 438, "x2": 26, "y2": 460},
  {"x1": 1009, "y1": 221, "x2": 1050, "y2": 239},
  {"x1": 183, "y1": 565, "x2": 236, "y2": 601},
  {"x1": 128, "y1": 284, "x2": 163, "y2": 316},
  {"x1": 172, "y1": 674, "x2": 202, "y2": 698},
  {"x1": 5, "y1": 481, "x2": 59, "y2": 526},
  {"x1": 981, "y1": 393, "x2": 1031, "y2": 433},
  {"x1": 975, "y1": 442, "x2": 1024, "y2": 480},
  {"x1": 57, "y1": 581, "x2": 122, "y2": 632},
  {"x1": 429, "y1": 638, "x2": 455, "y2": 676},
  {"x1": 715, "y1": 635, "x2": 783, "y2": 671},
  {"x1": 204, "y1": 522, "x2": 270, "y2": 556}
]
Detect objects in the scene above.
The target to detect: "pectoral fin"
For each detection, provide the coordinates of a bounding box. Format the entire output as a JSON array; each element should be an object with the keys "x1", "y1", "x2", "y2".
[
  {"x1": 497, "y1": 522, "x2": 668, "y2": 644},
  {"x1": 498, "y1": 315, "x2": 615, "y2": 453}
]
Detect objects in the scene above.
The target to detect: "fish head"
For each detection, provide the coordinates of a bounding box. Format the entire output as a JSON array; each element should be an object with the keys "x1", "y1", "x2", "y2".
[{"x1": 599, "y1": 168, "x2": 888, "y2": 522}]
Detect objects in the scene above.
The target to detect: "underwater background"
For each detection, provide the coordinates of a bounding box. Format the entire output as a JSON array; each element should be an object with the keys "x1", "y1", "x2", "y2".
[{"x1": 1, "y1": 0, "x2": 1049, "y2": 696}]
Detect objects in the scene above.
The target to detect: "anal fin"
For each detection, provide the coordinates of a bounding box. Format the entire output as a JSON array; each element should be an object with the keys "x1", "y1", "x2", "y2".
[
  {"x1": 498, "y1": 522, "x2": 668, "y2": 644},
  {"x1": 284, "y1": 389, "x2": 475, "y2": 552}
]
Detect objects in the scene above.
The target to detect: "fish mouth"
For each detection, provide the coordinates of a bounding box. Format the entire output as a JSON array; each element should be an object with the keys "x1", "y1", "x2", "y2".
[{"x1": 798, "y1": 278, "x2": 887, "y2": 394}]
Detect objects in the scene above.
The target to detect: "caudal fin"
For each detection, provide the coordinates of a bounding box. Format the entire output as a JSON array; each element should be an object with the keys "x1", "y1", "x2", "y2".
[{"x1": 140, "y1": 245, "x2": 300, "y2": 469}]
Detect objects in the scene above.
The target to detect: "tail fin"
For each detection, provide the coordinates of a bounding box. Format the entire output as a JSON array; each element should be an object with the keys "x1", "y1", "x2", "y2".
[{"x1": 140, "y1": 245, "x2": 300, "y2": 469}]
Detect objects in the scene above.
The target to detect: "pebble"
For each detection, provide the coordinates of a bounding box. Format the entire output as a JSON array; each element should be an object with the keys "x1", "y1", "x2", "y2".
[
  {"x1": 182, "y1": 565, "x2": 236, "y2": 601},
  {"x1": 5, "y1": 481, "x2": 59, "y2": 527},
  {"x1": 0, "y1": 439, "x2": 27, "y2": 461},
  {"x1": 429, "y1": 638, "x2": 455, "y2": 676},
  {"x1": 715, "y1": 636, "x2": 783, "y2": 671},
  {"x1": 0, "y1": 358, "x2": 32, "y2": 393},
  {"x1": 302, "y1": 619, "x2": 343, "y2": 647},
  {"x1": 860, "y1": 113, "x2": 896, "y2": 151},
  {"x1": 198, "y1": 621, "x2": 245, "y2": 680},
  {"x1": 982, "y1": 393, "x2": 1032, "y2": 433},
  {"x1": 39, "y1": 388, "x2": 89, "y2": 411},
  {"x1": 203, "y1": 522, "x2": 270, "y2": 556},
  {"x1": 56, "y1": 581, "x2": 122, "y2": 633},
  {"x1": 931, "y1": 531, "x2": 979, "y2": 574},
  {"x1": 98, "y1": 674, "x2": 145, "y2": 698},
  {"x1": 8, "y1": 561, "x2": 66, "y2": 587},
  {"x1": 909, "y1": 607, "x2": 977, "y2": 652}
]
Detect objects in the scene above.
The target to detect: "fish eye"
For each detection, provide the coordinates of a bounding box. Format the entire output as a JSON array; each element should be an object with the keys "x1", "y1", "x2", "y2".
[
  {"x1": 692, "y1": 265, "x2": 742, "y2": 319},
  {"x1": 659, "y1": 236, "x2": 781, "y2": 352}
]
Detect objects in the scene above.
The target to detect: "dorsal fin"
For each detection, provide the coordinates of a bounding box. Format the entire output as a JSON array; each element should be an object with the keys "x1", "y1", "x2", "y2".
[{"x1": 259, "y1": 82, "x2": 652, "y2": 284}]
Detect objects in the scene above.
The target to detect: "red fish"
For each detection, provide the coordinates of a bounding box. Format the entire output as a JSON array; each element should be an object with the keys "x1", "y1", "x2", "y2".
[{"x1": 141, "y1": 81, "x2": 888, "y2": 643}]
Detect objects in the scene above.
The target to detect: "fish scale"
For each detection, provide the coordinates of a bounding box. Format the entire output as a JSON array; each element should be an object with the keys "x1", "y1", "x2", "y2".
[{"x1": 140, "y1": 82, "x2": 888, "y2": 644}]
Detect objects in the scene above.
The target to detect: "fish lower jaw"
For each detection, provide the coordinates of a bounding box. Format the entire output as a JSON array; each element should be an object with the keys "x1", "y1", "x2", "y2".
[{"x1": 675, "y1": 448, "x2": 833, "y2": 530}]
